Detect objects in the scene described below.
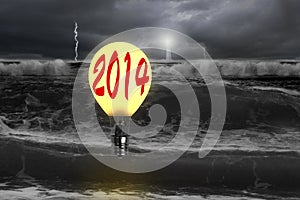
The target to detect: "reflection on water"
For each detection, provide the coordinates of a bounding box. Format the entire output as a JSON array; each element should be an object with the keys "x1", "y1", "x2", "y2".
[{"x1": 1, "y1": 178, "x2": 298, "y2": 200}]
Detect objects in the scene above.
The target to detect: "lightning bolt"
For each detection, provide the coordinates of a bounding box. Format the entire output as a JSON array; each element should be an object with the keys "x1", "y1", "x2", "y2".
[{"x1": 74, "y1": 21, "x2": 79, "y2": 61}]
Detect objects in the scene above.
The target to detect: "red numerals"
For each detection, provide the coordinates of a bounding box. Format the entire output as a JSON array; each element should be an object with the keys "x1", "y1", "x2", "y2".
[
  {"x1": 93, "y1": 54, "x2": 105, "y2": 96},
  {"x1": 106, "y1": 51, "x2": 120, "y2": 99},
  {"x1": 92, "y1": 51, "x2": 150, "y2": 100},
  {"x1": 136, "y1": 58, "x2": 149, "y2": 96},
  {"x1": 124, "y1": 52, "x2": 131, "y2": 100}
]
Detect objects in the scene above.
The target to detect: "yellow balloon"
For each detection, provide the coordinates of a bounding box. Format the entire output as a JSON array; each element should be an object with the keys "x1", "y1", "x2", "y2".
[{"x1": 88, "y1": 42, "x2": 152, "y2": 116}]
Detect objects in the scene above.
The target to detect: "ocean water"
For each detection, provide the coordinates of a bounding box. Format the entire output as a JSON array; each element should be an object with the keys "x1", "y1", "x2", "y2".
[{"x1": 0, "y1": 59, "x2": 299, "y2": 199}]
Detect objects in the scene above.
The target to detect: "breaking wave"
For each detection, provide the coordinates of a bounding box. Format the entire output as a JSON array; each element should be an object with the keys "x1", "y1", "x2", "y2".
[
  {"x1": 0, "y1": 59, "x2": 70, "y2": 76},
  {"x1": 251, "y1": 86, "x2": 300, "y2": 96},
  {"x1": 217, "y1": 60, "x2": 300, "y2": 78},
  {"x1": 1, "y1": 59, "x2": 299, "y2": 78},
  {"x1": 152, "y1": 60, "x2": 300, "y2": 79}
]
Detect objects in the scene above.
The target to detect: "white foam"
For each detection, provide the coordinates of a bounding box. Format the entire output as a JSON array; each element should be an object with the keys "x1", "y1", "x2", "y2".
[
  {"x1": 152, "y1": 60, "x2": 300, "y2": 78},
  {"x1": 0, "y1": 186, "x2": 87, "y2": 200},
  {"x1": 0, "y1": 184, "x2": 266, "y2": 200},
  {"x1": 217, "y1": 60, "x2": 300, "y2": 78},
  {"x1": 252, "y1": 86, "x2": 300, "y2": 96},
  {"x1": 0, "y1": 59, "x2": 70, "y2": 76}
]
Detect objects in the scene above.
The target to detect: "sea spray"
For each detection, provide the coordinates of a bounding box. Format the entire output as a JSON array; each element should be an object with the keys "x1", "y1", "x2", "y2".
[{"x1": 0, "y1": 59, "x2": 70, "y2": 76}]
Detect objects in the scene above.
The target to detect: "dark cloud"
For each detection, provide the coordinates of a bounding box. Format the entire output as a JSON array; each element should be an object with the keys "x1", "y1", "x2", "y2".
[{"x1": 0, "y1": 0, "x2": 299, "y2": 59}]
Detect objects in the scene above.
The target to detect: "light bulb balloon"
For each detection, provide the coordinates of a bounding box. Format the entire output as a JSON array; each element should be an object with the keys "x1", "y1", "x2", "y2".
[{"x1": 88, "y1": 42, "x2": 152, "y2": 117}]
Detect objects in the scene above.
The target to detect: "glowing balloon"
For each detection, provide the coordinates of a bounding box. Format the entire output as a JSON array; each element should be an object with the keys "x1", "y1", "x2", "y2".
[{"x1": 88, "y1": 42, "x2": 152, "y2": 116}]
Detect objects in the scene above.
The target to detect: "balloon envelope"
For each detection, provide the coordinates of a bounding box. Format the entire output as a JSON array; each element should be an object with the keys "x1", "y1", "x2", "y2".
[{"x1": 88, "y1": 42, "x2": 152, "y2": 116}]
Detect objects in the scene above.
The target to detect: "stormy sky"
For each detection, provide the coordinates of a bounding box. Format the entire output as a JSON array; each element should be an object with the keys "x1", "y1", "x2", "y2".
[{"x1": 0, "y1": 0, "x2": 300, "y2": 59}]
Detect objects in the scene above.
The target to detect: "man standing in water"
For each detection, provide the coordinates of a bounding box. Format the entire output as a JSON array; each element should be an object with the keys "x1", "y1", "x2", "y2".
[{"x1": 113, "y1": 120, "x2": 128, "y2": 157}]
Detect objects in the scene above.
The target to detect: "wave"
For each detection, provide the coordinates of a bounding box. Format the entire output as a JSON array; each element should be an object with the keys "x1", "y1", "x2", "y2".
[
  {"x1": 0, "y1": 80, "x2": 299, "y2": 133},
  {"x1": 152, "y1": 61, "x2": 219, "y2": 78},
  {"x1": 1, "y1": 59, "x2": 299, "y2": 78},
  {"x1": 152, "y1": 60, "x2": 300, "y2": 79},
  {"x1": 0, "y1": 131, "x2": 299, "y2": 190},
  {"x1": 0, "y1": 59, "x2": 70, "y2": 76},
  {"x1": 217, "y1": 60, "x2": 300, "y2": 78},
  {"x1": 251, "y1": 86, "x2": 300, "y2": 96},
  {"x1": 1, "y1": 180, "x2": 292, "y2": 200}
]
